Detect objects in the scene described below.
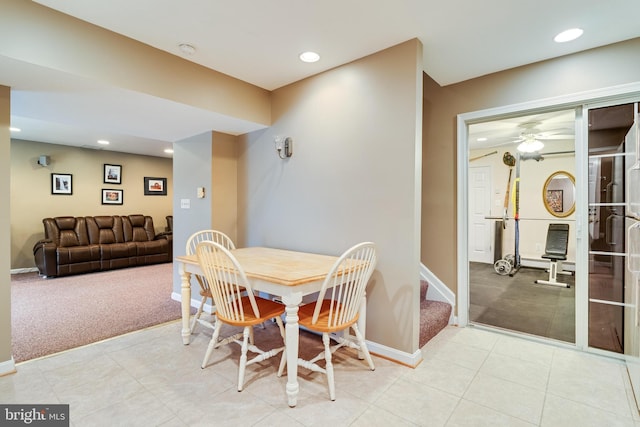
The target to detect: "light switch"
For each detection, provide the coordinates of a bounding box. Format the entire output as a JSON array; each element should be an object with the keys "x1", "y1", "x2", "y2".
[
  {"x1": 197, "y1": 187, "x2": 205, "y2": 198},
  {"x1": 180, "y1": 199, "x2": 190, "y2": 209}
]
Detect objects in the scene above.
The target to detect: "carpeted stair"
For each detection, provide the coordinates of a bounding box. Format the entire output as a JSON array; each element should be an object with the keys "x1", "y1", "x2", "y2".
[{"x1": 420, "y1": 280, "x2": 452, "y2": 348}]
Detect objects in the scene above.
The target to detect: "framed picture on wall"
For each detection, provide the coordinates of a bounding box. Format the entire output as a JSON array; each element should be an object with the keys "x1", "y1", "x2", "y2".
[
  {"x1": 51, "y1": 173, "x2": 73, "y2": 195},
  {"x1": 144, "y1": 177, "x2": 167, "y2": 195},
  {"x1": 546, "y1": 189, "x2": 563, "y2": 213},
  {"x1": 102, "y1": 189, "x2": 123, "y2": 205},
  {"x1": 104, "y1": 164, "x2": 122, "y2": 184}
]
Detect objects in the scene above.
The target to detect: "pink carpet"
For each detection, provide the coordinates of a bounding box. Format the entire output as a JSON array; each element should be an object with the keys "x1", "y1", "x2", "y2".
[{"x1": 11, "y1": 263, "x2": 183, "y2": 363}]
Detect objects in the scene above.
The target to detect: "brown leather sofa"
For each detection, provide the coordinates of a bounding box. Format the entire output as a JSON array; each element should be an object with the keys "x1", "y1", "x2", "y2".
[{"x1": 33, "y1": 214, "x2": 173, "y2": 277}]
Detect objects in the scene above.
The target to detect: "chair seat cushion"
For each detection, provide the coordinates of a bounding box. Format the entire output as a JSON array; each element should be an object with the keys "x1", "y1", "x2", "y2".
[
  {"x1": 542, "y1": 253, "x2": 567, "y2": 261},
  {"x1": 217, "y1": 296, "x2": 284, "y2": 327},
  {"x1": 298, "y1": 299, "x2": 358, "y2": 333}
]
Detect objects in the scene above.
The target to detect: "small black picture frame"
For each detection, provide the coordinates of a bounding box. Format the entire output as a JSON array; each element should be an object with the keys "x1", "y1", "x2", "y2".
[
  {"x1": 144, "y1": 177, "x2": 167, "y2": 196},
  {"x1": 104, "y1": 164, "x2": 122, "y2": 184},
  {"x1": 51, "y1": 173, "x2": 73, "y2": 195},
  {"x1": 102, "y1": 189, "x2": 123, "y2": 205}
]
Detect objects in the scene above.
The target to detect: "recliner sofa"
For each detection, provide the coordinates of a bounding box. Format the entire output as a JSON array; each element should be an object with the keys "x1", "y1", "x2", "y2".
[{"x1": 33, "y1": 214, "x2": 172, "y2": 277}]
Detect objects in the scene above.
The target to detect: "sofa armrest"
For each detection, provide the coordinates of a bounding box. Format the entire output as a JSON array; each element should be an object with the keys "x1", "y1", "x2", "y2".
[
  {"x1": 33, "y1": 239, "x2": 58, "y2": 277},
  {"x1": 155, "y1": 231, "x2": 172, "y2": 239},
  {"x1": 154, "y1": 232, "x2": 173, "y2": 259}
]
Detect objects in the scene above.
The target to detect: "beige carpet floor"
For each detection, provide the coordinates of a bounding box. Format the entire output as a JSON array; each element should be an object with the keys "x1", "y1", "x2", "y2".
[{"x1": 11, "y1": 263, "x2": 184, "y2": 363}]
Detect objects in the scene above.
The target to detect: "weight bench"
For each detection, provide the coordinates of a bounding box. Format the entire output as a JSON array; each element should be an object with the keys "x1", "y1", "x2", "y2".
[{"x1": 535, "y1": 223, "x2": 571, "y2": 288}]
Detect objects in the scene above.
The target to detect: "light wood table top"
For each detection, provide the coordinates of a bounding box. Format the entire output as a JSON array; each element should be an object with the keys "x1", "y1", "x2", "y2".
[{"x1": 176, "y1": 246, "x2": 340, "y2": 286}]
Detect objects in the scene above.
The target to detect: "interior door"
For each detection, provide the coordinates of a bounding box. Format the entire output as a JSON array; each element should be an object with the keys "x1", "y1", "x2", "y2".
[{"x1": 469, "y1": 166, "x2": 493, "y2": 263}]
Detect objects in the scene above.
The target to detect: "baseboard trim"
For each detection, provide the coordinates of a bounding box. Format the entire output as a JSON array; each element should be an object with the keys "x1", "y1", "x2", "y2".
[
  {"x1": 171, "y1": 292, "x2": 213, "y2": 313},
  {"x1": 0, "y1": 358, "x2": 16, "y2": 377},
  {"x1": 10, "y1": 267, "x2": 38, "y2": 275},
  {"x1": 367, "y1": 341, "x2": 423, "y2": 368}
]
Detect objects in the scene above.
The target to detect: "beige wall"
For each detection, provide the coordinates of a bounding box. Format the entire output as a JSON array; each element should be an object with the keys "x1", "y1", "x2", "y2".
[
  {"x1": 212, "y1": 132, "x2": 239, "y2": 243},
  {"x1": 10, "y1": 139, "x2": 173, "y2": 269},
  {"x1": 238, "y1": 39, "x2": 423, "y2": 353},
  {"x1": 1, "y1": 86, "x2": 12, "y2": 369},
  {"x1": 0, "y1": 0, "x2": 270, "y2": 126},
  {"x1": 422, "y1": 37, "x2": 640, "y2": 303}
]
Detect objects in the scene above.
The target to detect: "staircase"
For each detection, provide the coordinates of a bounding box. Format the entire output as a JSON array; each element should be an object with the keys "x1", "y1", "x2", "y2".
[{"x1": 420, "y1": 280, "x2": 452, "y2": 348}]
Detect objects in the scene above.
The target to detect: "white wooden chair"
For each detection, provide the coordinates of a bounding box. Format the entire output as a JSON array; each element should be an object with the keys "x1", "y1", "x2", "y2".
[
  {"x1": 196, "y1": 240, "x2": 286, "y2": 391},
  {"x1": 186, "y1": 230, "x2": 236, "y2": 333},
  {"x1": 279, "y1": 242, "x2": 377, "y2": 400}
]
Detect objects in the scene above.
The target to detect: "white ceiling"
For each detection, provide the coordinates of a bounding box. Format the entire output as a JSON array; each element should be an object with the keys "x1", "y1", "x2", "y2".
[{"x1": 7, "y1": 0, "x2": 640, "y2": 157}]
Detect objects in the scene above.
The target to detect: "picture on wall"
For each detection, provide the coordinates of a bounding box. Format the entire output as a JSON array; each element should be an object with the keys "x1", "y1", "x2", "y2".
[
  {"x1": 102, "y1": 189, "x2": 123, "y2": 205},
  {"x1": 104, "y1": 164, "x2": 122, "y2": 184},
  {"x1": 144, "y1": 177, "x2": 167, "y2": 195},
  {"x1": 51, "y1": 173, "x2": 73, "y2": 195},
  {"x1": 546, "y1": 189, "x2": 563, "y2": 213}
]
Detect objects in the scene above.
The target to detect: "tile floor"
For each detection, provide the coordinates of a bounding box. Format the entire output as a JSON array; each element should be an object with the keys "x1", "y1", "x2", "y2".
[{"x1": 1, "y1": 321, "x2": 640, "y2": 426}]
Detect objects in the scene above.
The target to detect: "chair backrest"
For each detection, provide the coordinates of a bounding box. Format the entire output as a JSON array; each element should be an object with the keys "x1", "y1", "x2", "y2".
[
  {"x1": 186, "y1": 230, "x2": 236, "y2": 255},
  {"x1": 122, "y1": 214, "x2": 156, "y2": 242},
  {"x1": 311, "y1": 242, "x2": 377, "y2": 328},
  {"x1": 544, "y1": 223, "x2": 569, "y2": 256},
  {"x1": 195, "y1": 241, "x2": 260, "y2": 322}
]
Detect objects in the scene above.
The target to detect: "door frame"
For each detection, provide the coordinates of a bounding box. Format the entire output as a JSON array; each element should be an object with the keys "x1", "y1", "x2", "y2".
[{"x1": 457, "y1": 82, "x2": 640, "y2": 353}]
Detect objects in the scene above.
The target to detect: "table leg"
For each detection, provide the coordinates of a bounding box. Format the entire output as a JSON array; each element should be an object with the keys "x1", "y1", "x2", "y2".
[
  {"x1": 357, "y1": 294, "x2": 367, "y2": 359},
  {"x1": 179, "y1": 264, "x2": 192, "y2": 345},
  {"x1": 282, "y1": 292, "x2": 303, "y2": 407}
]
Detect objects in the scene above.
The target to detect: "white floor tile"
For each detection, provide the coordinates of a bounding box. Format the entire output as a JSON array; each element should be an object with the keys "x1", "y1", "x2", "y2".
[
  {"x1": 541, "y1": 393, "x2": 635, "y2": 427},
  {"x1": 375, "y1": 377, "x2": 460, "y2": 427},
  {"x1": 479, "y1": 352, "x2": 550, "y2": 391},
  {"x1": 446, "y1": 399, "x2": 536, "y2": 427},
  {"x1": 463, "y1": 372, "x2": 546, "y2": 425},
  {"x1": 2, "y1": 321, "x2": 640, "y2": 426}
]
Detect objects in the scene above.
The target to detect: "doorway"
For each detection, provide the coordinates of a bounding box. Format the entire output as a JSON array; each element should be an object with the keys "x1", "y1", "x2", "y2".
[{"x1": 466, "y1": 109, "x2": 577, "y2": 343}]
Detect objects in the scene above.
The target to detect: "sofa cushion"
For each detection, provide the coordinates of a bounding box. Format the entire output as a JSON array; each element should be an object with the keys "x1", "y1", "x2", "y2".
[
  {"x1": 56, "y1": 245, "x2": 100, "y2": 264},
  {"x1": 44, "y1": 217, "x2": 90, "y2": 247},
  {"x1": 123, "y1": 214, "x2": 156, "y2": 242},
  {"x1": 86, "y1": 216, "x2": 125, "y2": 244}
]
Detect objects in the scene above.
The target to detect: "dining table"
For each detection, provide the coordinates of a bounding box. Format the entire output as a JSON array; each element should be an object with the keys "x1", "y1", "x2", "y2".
[{"x1": 174, "y1": 246, "x2": 369, "y2": 407}]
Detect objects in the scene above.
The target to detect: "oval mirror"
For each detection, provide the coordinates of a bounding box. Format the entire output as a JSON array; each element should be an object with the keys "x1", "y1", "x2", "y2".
[{"x1": 543, "y1": 171, "x2": 575, "y2": 217}]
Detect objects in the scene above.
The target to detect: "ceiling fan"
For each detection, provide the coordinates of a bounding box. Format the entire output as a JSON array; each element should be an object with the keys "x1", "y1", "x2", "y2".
[{"x1": 511, "y1": 121, "x2": 574, "y2": 153}]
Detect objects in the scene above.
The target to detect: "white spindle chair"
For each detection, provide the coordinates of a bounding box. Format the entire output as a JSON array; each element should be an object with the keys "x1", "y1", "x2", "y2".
[
  {"x1": 278, "y1": 242, "x2": 377, "y2": 400},
  {"x1": 196, "y1": 240, "x2": 286, "y2": 391},
  {"x1": 186, "y1": 230, "x2": 235, "y2": 333}
]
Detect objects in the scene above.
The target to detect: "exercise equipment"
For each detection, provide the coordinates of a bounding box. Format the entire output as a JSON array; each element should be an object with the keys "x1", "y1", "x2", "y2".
[
  {"x1": 493, "y1": 152, "x2": 519, "y2": 275},
  {"x1": 535, "y1": 223, "x2": 571, "y2": 287},
  {"x1": 501, "y1": 152, "x2": 516, "y2": 228},
  {"x1": 470, "y1": 150, "x2": 498, "y2": 162},
  {"x1": 494, "y1": 253, "x2": 514, "y2": 275},
  {"x1": 509, "y1": 153, "x2": 522, "y2": 276},
  {"x1": 493, "y1": 153, "x2": 523, "y2": 276}
]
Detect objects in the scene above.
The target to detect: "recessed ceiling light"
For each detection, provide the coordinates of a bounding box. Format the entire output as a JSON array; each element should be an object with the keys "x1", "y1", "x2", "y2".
[
  {"x1": 164, "y1": 148, "x2": 174, "y2": 154},
  {"x1": 97, "y1": 140, "x2": 110, "y2": 145},
  {"x1": 178, "y1": 43, "x2": 196, "y2": 55},
  {"x1": 299, "y1": 51, "x2": 320, "y2": 63},
  {"x1": 477, "y1": 137, "x2": 487, "y2": 142},
  {"x1": 554, "y1": 28, "x2": 583, "y2": 43},
  {"x1": 9, "y1": 127, "x2": 20, "y2": 132}
]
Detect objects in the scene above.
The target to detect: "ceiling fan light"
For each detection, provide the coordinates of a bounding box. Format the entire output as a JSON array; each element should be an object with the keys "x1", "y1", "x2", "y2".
[
  {"x1": 554, "y1": 28, "x2": 583, "y2": 43},
  {"x1": 517, "y1": 139, "x2": 544, "y2": 153}
]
